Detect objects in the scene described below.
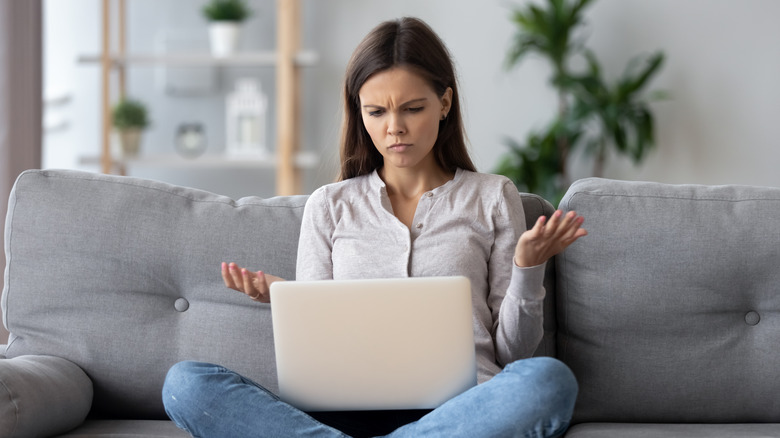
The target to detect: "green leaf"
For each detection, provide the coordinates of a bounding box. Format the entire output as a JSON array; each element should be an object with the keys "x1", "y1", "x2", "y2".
[
  {"x1": 500, "y1": 0, "x2": 664, "y2": 201},
  {"x1": 202, "y1": 0, "x2": 252, "y2": 22},
  {"x1": 617, "y1": 52, "x2": 665, "y2": 100},
  {"x1": 112, "y1": 98, "x2": 149, "y2": 130}
]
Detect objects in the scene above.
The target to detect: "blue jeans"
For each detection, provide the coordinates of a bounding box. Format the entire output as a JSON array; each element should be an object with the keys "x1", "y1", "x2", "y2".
[{"x1": 162, "y1": 357, "x2": 577, "y2": 438}]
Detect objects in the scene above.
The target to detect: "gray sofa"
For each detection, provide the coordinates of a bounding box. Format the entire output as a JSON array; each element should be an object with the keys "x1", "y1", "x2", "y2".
[{"x1": 1, "y1": 169, "x2": 778, "y2": 437}]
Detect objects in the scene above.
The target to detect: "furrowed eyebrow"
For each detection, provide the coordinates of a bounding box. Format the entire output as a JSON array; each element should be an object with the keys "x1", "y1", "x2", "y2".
[
  {"x1": 362, "y1": 97, "x2": 429, "y2": 110},
  {"x1": 401, "y1": 98, "x2": 428, "y2": 106}
]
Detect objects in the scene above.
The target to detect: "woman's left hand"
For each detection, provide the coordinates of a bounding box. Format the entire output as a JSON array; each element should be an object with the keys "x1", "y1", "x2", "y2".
[
  {"x1": 221, "y1": 262, "x2": 284, "y2": 303},
  {"x1": 514, "y1": 210, "x2": 587, "y2": 268}
]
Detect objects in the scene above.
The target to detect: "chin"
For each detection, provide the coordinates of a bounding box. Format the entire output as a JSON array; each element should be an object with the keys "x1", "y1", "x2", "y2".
[{"x1": 386, "y1": 159, "x2": 419, "y2": 170}]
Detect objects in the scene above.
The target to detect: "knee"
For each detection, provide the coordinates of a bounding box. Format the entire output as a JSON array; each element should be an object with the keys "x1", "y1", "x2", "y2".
[
  {"x1": 505, "y1": 357, "x2": 578, "y2": 411},
  {"x1": 496, "y1": 357, "x2": 579, "y2": 434},
  {"x1": 164, "y1": 360, "x2": 213, "y2": 390},
  {"x1": 162, "y1": 361, "x2": 219, "y2": 412}
]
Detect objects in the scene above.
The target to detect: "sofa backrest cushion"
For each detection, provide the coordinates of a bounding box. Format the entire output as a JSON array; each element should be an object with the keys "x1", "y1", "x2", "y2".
[
  {"x1": 557, "y1": 178, "x2": 780, "y2": 423},
  {"x1": 3, "y1": 170, "x2": 305, "y2": 419},
  {"x1": 2, "y1": 169, "x2": 556, "y2": 420}
]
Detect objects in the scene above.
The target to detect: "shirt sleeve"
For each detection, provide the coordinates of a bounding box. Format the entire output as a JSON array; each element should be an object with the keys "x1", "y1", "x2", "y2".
[
  {"x1": 489, "y1": 180, "x2": 546, "y2": 366},
  {"x1": 295, "y1": 186, "x2": 335, "y2": 281}
]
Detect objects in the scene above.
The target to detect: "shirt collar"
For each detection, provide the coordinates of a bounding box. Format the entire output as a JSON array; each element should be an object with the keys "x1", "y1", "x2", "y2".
[{"x1": 368, "y1": 167, "x2": 464, "y2": 197}]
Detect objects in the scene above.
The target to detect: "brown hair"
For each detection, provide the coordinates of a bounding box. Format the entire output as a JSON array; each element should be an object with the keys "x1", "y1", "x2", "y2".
[{"x1": 338, "y1": 17, "x2": 476, "y2": 181}]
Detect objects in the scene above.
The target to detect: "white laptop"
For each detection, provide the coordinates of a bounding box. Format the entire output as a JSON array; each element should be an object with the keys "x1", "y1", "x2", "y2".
[{"x1": 270, "y1": 276, "x2": 477, "y2": 412}]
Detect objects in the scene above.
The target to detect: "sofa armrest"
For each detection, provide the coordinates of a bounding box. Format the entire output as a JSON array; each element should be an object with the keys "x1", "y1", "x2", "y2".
[{"x1": 0, "y1": 355, "x2": 93, "y2": 437}]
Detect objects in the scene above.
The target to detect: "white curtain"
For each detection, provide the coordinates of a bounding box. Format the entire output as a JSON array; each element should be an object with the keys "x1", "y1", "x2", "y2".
[{"x1": 0, "y1": 0, "x2": 42, "y2": 344}]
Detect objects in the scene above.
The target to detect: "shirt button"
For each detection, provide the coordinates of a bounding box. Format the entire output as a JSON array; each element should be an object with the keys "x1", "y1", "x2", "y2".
[
  {"x1": 425, "y1": 192, "x2": 433, "y2": 198},
  {"x1": 416, "y1": 223, "x2": 423, "y2": 229}
]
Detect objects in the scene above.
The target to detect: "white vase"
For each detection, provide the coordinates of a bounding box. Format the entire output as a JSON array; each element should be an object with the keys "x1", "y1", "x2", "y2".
[
  {"x1": 118, "y1": 128, "x2": 142, "y2": 158},
  {"x1": 208, "y1": 22, "x2": 241, "y2": 57}
]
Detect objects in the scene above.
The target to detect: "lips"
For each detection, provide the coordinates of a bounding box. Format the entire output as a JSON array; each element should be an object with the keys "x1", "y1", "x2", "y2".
[{"x1": 388, "y1": 143, "x2": 412, "y2": 152}]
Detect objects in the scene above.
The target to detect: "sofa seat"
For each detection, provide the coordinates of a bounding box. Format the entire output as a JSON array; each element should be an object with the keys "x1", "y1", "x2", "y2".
[
  {"x1": 56, "y1": 420, "x2": 188, "y2": 437},
  {"x1": 566, "y1": 423, "x2": 780, "y2": 438}
]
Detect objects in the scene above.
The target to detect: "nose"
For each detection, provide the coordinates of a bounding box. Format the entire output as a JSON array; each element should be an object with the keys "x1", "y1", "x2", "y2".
[{"x1": 387, "y1": 114, "x2": 406, "y2": 136}]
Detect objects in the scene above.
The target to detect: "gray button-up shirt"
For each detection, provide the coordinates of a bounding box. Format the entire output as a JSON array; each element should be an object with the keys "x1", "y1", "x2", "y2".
[{"x1": 296, "y1": 168, "x2": 546, "y2": 383}]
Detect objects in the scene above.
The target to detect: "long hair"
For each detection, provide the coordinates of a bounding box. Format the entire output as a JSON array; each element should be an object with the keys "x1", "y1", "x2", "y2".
[{"x1": 338, "y1": 17, "x2": 476, "y2": 181}]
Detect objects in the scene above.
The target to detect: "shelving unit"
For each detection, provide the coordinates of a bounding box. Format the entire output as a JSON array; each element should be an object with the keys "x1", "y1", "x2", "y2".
[
  {"x1": 77, "y1": 52, "x2": 318, "y2": 67},
  {"x1": 82, "y1": 0, "x2": 315, "y2": 196},
  {"x1": 79, "y1": 150, "x2": 319, "y2": 170}
]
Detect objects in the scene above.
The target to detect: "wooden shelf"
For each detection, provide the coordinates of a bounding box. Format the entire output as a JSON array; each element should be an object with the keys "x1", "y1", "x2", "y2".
[
  {"x1": 78, "y1": 151, "x2": 320, "y2": 169},
  {"x1": 91, "y1": 0, "x2": 312, "y2": 196},
  {"x1": 77, "y1": 51, "x2": 318, "y2": 67}
]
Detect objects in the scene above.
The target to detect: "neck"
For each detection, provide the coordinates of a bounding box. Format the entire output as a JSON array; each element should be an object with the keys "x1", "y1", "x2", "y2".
[{"x1": 379, "y1": 165, "x2": 454, "y2": 199}]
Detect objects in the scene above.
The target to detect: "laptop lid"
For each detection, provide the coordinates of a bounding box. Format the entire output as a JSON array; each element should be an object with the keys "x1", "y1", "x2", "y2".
[{"x1": 270, "y1": 276, "x2": 476, "y2": 412}]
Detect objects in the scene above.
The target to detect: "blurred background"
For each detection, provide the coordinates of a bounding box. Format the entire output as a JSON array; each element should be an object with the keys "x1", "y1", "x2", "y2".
[{"x1": 8, "y1": 0, "x2": 780, "y2": 199}]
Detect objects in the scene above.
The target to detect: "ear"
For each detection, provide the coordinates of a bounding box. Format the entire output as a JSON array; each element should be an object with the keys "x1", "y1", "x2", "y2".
[{"x1": 440, "y1": 87, "x2": 453, "y2": 119}]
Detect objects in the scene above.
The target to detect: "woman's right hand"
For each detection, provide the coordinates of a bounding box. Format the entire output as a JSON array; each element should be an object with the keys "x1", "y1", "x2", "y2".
[{"x1": 221, "y1": 262, "x2": 285, "y2": 303}]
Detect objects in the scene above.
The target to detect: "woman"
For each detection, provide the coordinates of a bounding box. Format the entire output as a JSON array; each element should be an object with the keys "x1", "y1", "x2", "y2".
[{"x1": 163, "y1": 17, "x2": 585, "y2": 438}]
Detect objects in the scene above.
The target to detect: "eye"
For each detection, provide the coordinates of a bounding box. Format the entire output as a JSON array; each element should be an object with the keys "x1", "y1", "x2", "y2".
[
  {"x1": 406, "y1": 107, "x2": 424, "y2": 113},
  {"x1": 367, "y1": 109, "x2": 384, "y2": 117}
]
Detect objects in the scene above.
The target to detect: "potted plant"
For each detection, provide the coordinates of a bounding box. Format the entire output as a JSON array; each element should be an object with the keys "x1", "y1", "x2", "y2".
[
  {"x1": 112, "y1": 98, "x2": 149, "y2": 158},
  {"x1": 202, "y1": 0, "x2": 252, "y2": 56},
  {"x1": 495, "y1": 0, "x2": 666, "y2": 204}
]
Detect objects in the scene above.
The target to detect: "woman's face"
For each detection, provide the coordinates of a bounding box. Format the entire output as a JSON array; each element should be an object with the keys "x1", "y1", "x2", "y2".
[{"x1": 358, "y1": 67, "x2": 451, "y2": 173}]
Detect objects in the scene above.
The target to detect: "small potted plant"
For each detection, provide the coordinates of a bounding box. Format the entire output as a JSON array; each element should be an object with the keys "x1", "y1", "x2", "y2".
[
  {"x1": 202, "y1": 0, "x2": 252, "y2": 57},
  {"x1": 112, "y1": 98, "x2": 149, "y2": 158}
]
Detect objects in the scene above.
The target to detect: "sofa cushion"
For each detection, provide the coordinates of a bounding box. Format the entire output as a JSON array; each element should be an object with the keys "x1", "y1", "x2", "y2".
[
  {"x1": 2, "y1": 170, "x2": 306, "y2": 419},
  {"x1": 56, "y1": 419, "x2": 188, "y2": 437},
  {"x1": 0, "y1": 355, "x2": 92, "y2": 438},
  {"x1": 564, "y1": 423, "x2": 780, "y2": 438},
  {"x1": 557, "y1": 178, "x2": 780, "y2": 423}
]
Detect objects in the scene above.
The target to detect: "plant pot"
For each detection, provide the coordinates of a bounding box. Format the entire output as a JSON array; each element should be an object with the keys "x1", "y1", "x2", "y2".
[
  {"x1": 208, "y1": 21, "x2": 241, "y2": 56},
  {"x1": 118, "y1": 128, "x2": 143, "y2": 158}
]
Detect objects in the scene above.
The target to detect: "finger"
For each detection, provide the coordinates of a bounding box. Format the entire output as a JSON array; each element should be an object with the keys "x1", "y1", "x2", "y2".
[
  {"x1": 256, "y1": 271, "x2": 270, "y2": 302},
  {"x1": 527, "y1": 215, "x2": 546, "y2": 238},
  {"x1": 241, "y1": 268, "x2": 258, "y2": 299},
  {"x1": 557, "y1": 211, "x2": 577, "y2": 229},
  {"x1": 221, "y1": 262, "x2": 232, "y2": 287},
  {"x1": 546, "y1": 210, "x2": 562, "y2": 228},
  {"x1": 552, "y1": 211, "x2": 580, "y2": 238},
  {"x1": 559, "y1": 213, "x2": 582, "y2": 236},
  {"x1": 222, "y1": 262, "x2": 239, "y2": 290},
  {"x1": 564, "y1": 210, "x2": 579, "y2": 225},
  {"x1": 543, "y1": 210, "x2": 566, "y2": 237},
  {"x1": 571, "y1": 219, "x2": 588, "y2": 238},
  {"x1": 250, "y1": 271, "x2": 271, "y2": 303},
  {"x1": 561, "y1": 217, "x2": 587, "y2": 243},
  {"x1": 229, "y1": 263, "x2": 246, "y2": 292}
]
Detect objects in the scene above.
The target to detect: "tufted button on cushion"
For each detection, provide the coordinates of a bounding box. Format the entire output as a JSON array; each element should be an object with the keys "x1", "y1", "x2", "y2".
[
  {"x1": 174, "y1": 298, "x2": 190, "y2": 312},
  {"x1": 557, "y1": 177, "x2": 780, "y2": 424},
  {"x1": 744, "y1": 311, "x2": 760, "y2": 326},
  {"x1": 2, "y1": 169, "x2": 305, "y2": 419}
]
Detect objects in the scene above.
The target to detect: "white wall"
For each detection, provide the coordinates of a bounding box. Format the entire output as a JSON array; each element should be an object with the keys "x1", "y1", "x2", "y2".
[
  {"x1": 44, "y1": 0, "x2": 780, "y2": 199},
  {"x1": 586, "y1": 0, "x2": 780, "y2": 186}
]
